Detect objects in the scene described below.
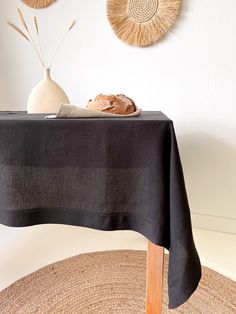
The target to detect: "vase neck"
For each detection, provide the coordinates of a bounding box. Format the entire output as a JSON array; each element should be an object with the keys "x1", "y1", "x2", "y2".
[{"x1": 43, "y1": 68, "x2": 51, "y2": 80}]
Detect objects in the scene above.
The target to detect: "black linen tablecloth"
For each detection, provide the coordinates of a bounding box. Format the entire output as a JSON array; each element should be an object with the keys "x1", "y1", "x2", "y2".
[{"x1": 0, "y1": 111, "x2": 201, "y2": 309}]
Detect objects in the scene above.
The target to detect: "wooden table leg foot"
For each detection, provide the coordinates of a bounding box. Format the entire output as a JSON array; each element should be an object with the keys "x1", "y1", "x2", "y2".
[{"x1": 146, "y1": 241, "x2": 164, "y2": 314}]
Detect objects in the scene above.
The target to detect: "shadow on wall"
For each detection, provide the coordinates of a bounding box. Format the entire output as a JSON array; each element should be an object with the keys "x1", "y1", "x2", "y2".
[
  {"x1": 170, "y1": 0, "x2": 190, "y2": 33},
  {"x1": 0, "y1": 74, "x2": 12, "y2": 110},
  {"x1": 0, "y1": 57, "x2": 39, "y2": 111},
  {"x1": 179, "y1": 133, "x2": 236, "y2": 222},
  {"x1": 150, "y1": 0, "x2": 190, "y2": 45}
]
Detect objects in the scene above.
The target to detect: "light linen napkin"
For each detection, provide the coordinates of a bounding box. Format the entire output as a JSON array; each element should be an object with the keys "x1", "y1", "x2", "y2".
[{"x1": 45, "y1": 104, "x2": 142, "y2": 118}]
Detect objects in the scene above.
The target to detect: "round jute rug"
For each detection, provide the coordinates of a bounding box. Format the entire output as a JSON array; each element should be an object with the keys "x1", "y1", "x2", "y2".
[{"x1": 0, "y1": 250, "x2": 235, "y2": 313}]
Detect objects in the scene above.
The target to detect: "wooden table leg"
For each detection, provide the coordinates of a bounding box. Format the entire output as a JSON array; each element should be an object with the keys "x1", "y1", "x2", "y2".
[{"x1": 146, "y1": 241, "x2": 164, "y2": 314}]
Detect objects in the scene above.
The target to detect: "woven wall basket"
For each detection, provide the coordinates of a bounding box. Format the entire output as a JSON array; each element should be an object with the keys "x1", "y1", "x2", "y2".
[
  {"x1": 22, "y1": 0, "x2": 55, "y2": 9},
  {"x1": 107, "y1": 0, "x2": 182, "y2": 47}
]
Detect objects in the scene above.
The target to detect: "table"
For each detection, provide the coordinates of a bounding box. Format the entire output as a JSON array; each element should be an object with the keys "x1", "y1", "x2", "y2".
[{"x1": 0, "y1": 111, "x2": 201, "y2": 312}]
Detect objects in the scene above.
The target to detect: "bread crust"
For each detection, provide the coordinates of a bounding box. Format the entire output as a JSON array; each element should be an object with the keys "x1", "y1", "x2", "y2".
[{"x1": 87, "y1": 94, "x2": 136, "y2": 115}]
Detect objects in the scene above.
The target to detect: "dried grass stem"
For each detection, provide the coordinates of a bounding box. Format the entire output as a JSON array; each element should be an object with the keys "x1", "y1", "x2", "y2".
[{"x1": 7, "y1": 9, "x2": 77, "y2": 69}]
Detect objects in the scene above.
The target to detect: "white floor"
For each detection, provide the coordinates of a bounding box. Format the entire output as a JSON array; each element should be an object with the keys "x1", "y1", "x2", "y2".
[{"x1": 0, "y1": 225, "x2": 235, "y2": 292}]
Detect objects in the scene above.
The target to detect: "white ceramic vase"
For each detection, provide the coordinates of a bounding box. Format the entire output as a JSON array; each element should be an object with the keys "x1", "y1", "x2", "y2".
[{"x1": 27, "y1": 68, "x2": 69, "y2": 114}]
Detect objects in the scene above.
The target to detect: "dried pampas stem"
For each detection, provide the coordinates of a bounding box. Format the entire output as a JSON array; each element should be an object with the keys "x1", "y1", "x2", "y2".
[
  {"x1": 7, "y1": 22, "x2": 29, "y2": 42},
  {"x1": 49, "y1": 20, "x2": 77, "y2": 68},
  {"x1": 68, "y1": 20, "x2": 77, "y2": 31},
  {"x1": 7, "y1": 8, "x2": 77, "y2": 70},
  {"x1": 34, "y1": 16, "x2": 45, "y2": 67},
  {"x1": 34, "y1": 16, "x2": 39, "y2": 34},
  {"x1": 16, "y1": 8, "x2": 45, "y2": 67},
  {"x1": 107, "y1": 0, "x2": 182, "y2": 47},
  {"x1": 17, "y1": 8, "x2": 28, "y2": 31}
]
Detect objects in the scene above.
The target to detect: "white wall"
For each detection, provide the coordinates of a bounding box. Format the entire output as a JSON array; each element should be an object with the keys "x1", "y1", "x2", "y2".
[{"x1": 0, "y1": 0, "x2": 235, "y2": 233}]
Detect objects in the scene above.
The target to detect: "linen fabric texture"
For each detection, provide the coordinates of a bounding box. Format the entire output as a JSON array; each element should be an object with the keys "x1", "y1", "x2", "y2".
[
  {"x1": 45, "y1": 103, "x2": 142, "y2": 118},
  {"x1": 0, "y1": 111, "x2": 201, "y2": 309}
]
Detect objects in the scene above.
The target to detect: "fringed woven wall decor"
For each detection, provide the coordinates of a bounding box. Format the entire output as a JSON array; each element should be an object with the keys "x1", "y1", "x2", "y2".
[
  {"x1": 107, "y1": 0, "x2": 182, "y2": 47},
  {"x1": 22, "y1": 0, "x2": 55, "y2": 9}
]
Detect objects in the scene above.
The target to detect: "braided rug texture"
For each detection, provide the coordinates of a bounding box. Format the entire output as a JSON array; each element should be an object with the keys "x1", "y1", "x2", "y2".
[{"x1": 0, "y1": 250, "x2": 235, "y2": 313}]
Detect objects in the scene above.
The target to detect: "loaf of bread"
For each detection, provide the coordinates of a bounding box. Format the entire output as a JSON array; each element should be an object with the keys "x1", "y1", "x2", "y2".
[{"x1": 87, "y1": 94, "x2": 136, "y2": 115}]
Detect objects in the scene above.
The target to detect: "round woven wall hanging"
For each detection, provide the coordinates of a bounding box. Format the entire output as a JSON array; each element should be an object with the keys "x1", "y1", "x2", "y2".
[
  {"x1": 107, "y1": 0, "x2": 182, "y2": 47},
  {"x1": 22, "y1": 0, "x2": 55, "y2": 9}
]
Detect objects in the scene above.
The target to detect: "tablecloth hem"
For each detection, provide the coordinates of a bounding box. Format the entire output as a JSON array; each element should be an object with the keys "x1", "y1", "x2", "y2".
[
  {"x1": 0, "y1": 208, "x2": 170, "y2": 250},
  {"x1": 169, "y1": 271, "x2": 202, "y2": 309},
  {"x1": 0, "y1": 207, "x2": 201, "y2": 309}
]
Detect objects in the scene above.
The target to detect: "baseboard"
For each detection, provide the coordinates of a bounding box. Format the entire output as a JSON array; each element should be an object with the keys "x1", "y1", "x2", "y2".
[{"x1": 191, "y1": 212, "x2": 236, "y2": 235}]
